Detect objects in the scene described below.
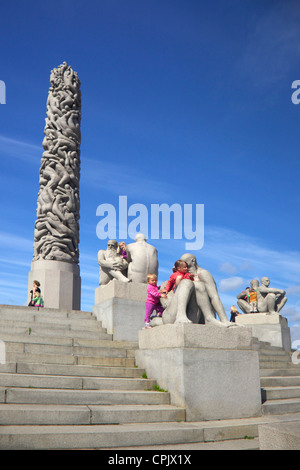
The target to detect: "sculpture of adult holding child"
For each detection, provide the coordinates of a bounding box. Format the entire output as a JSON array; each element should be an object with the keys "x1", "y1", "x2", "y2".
[{"x1": 160, "y1": 253, "x2": 233, "y2": 327}]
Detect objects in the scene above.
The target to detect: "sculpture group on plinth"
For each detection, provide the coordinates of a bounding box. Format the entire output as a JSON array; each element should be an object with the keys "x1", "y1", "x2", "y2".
[
  {"x1": 157, "y1": 253, "x2": 234, "y2": 328},
  {"x1": 97, "y1": 234, "x2": 159, "y2": 285},
  {"x1": 237, "y1": 277, "x2": 287, "y2": 315},
  {"x1": 97, "y1": 235, "x2": 234, "y2": 328}
]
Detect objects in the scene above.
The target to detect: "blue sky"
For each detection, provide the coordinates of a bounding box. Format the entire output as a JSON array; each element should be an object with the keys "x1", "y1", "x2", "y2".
[{"x1": 1, "y1": 0, "x2": 300, "y2": 341}]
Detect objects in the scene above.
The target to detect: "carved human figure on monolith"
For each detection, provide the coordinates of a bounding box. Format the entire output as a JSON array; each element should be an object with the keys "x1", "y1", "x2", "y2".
[
  {"x1": 126, "y1": 234, "x2": 158, "y2": 283},
  {"x1": 98, "y1": 240, "x2": 129, "y2": 285},
  {"x1": 33, "y1": 62, "x2": 81, "y2": 264},
  {"x1": 28, "y1": 62, "x2": 81, "y2": 310}
]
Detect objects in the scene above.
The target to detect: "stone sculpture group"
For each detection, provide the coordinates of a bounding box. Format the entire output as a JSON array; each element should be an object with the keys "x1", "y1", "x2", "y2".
[
  {"x1": 98, "y1": 235, "x2": 236, "y2": 328},
  {"x1": 97, "y1": 234, "x2": 159, "y2": 285},
  {"x1": 97, "y1": 233, "x2": 288, "y2": 328},
  {"x1": 237, "y1": 278, "x2": 287, "y2": 315}
]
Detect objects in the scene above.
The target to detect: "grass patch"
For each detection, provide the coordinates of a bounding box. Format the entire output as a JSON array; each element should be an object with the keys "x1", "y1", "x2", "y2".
[{"x1": 152, "y1": 384, "x2": 168, "y2": 393}]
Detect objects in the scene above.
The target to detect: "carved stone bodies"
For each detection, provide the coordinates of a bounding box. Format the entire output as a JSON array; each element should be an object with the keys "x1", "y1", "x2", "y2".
[
  {"x1": 28, "y1": 63, "x2": 81, "y2": 310},
  {"x1": 33, "y1": 62, "x2": 81, "y2": 265}
]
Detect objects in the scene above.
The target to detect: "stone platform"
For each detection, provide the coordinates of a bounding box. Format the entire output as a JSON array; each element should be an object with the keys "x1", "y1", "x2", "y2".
[
  {"x1": 235, "y1": 313, "x2": 291, "y2": 351},
  {"x1": 135, "y1": 323, "x2": 262, "y2": 422},
  {"x1": 93, "y1": 281, "x2": 147, "y2": 342}
]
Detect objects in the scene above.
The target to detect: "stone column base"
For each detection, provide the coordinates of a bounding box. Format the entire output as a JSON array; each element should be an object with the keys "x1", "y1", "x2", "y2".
[
  {"x1": 135, "y1": 324, "x2": 262, "y2": 421},
  {"x1": 27, "y1": 260, "x2": 81, "y2": 310},
  {"x1": 235, "y1": 313, "x2": 291, "y2": 351},
  {"x1": 93, "y1": 281, "x2": 147, "y2": 342}
]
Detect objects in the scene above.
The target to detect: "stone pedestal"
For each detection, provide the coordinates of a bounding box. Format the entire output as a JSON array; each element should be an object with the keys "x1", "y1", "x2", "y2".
[
  {"x1": 135, "y1": 324, "x2": 262, "y2": 421},
  {"x1": 27, "y1": 260, "x2": 81, "y2": 310},
  {"x1": 93, "y1": 281, "x2": 147, "y2": 342},
  {"x1": 235, "y1": 313, "x2": 291, "y2": 351}
]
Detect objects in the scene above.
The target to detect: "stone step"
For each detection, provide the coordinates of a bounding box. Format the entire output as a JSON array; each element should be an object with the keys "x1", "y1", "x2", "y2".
[
  {"x1": 0, "y1": 422, "x2": 204, "y2": 450},
  {"x1": 0, "y1": 404, "x2": 185, "y2": 425},
  {"x1": 0, "y1": 311, "x2": 95, "y2": 323},
  {"x1": 104, "y1": 438, "x2": 260, "y2": 450},
  {"x1": 0, "y1": 334, "x2": 137, "y2": 350},
  {"x1": 260, "y1": 368, "x2": 300, "y2": 377},
  {"x1": 259, "y1": 360, "x2": 290, "y2": 369},
  {"x1": 1, "y1": 413, "x2": 300, "y2": 450},
  {"x1": 0, "y1": 318, "x2": 102, "y2": 331},
  {"x1": 259, "y1": 354, "x2": 289, "y2": 363},
  {"x1": 0, "y1": 304, "x2": 92, "y2": 316},
  {"x1": 261, "y1": 376, "x2": 300, "y2": 387},
  {"x1": 259, "y1": 349, "x2": 290, "y2": 357},
  {"x1": 0, "y1": 333, "x2": 74, "y2": 346},
  {"x1": 72, "y1": 338, "x2": 138, "y2": 349},
  {"x1": 0, "y1": 305, "x2": 93, "y2": 318},
  {"x1": 0, "y1": 372, "x2": 155, "y2": 391},
  {"x1": 262, "y1": 386, "x2": 300, "y2": 401},
  {"x1": 4, "y1": 341, "x2": 136, "y2": 358},
  {"x1": 5, "y1": 352, "x2": 136, "y2": 367},
  {"x1": 262, "y1": 399, "x2": 300, "y2": 415},
  {"x1": 0, "y1": 362, "x2": 145, "y2": 378},
  {"x1": 3, "y1": 387, "x2": 170, "y2": 406},
  {"x1": 0, "y1": 325, "x2": 112, "y2": 340}
]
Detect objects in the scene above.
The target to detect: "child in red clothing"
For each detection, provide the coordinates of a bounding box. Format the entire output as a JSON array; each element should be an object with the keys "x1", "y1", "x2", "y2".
[{"x1": 163, "y1": 260, "x2": 194, "y2": 294}]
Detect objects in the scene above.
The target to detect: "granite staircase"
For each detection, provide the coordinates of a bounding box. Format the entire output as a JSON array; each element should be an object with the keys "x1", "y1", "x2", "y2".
[
  {"x1": 0, "y1": 305, "x2": 195, "y2": 449},
  {"x1": 257, "y1": 339, "x2": 300, "y2": 416},
  {"x1": 0, "y1": 305, "x2": 299, "y2": 450}
]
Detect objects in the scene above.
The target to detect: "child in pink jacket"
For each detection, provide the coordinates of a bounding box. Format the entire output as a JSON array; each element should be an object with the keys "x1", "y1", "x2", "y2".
[{"x1": 144, "y1": 274, "x2": 166, "y2": 329}]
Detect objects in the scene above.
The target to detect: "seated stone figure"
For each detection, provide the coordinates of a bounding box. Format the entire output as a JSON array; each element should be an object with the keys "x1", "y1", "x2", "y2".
[
  {"x1": 258, "y1": 277, "x2": 287, "y2": 314},
  {"x1": 237, "y1": 279, "x2": 259, "y2": 314},
  {"x1": 237, "y1": 277, "x2": 287, "y2": 315},
  {"x1": 98, "y1": 240, "x2": 129, "y2": 285},
  {"x1": 126, "y1": 233, "x2": 158, "y2": 283},
  {"x1": 153, "y1": 253, "x2": 233, "y2": 327}
]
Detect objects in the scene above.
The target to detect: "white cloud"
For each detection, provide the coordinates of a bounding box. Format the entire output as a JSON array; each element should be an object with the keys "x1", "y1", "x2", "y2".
[
  {"x1": 0, "y1": 134, "x2": 41, "y2": 164},
  {"x1": 286, "y1": 286, "x2": 300, "y2": 296},
  {"x1": 82, "y1": 156, "x2": 176, "y2": 200},
  {"x1": 237, "y1": 3, "x2": 300, "y2": 89},
  {"x1": 219, "y1": 262, "x2": 237, "y2": 275},
  {"x1": 0, "y1": 232, "x2": 33, "y2": 252},
  {"x1": 203, "y1": 226, "x2": 300, "y2": 288},
  {"x1": 219, "y1": 276, "x2": 244, "y2": 293},
  {"x1": 291, "y1": 325, "x2": 300, "y2": 345}
]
